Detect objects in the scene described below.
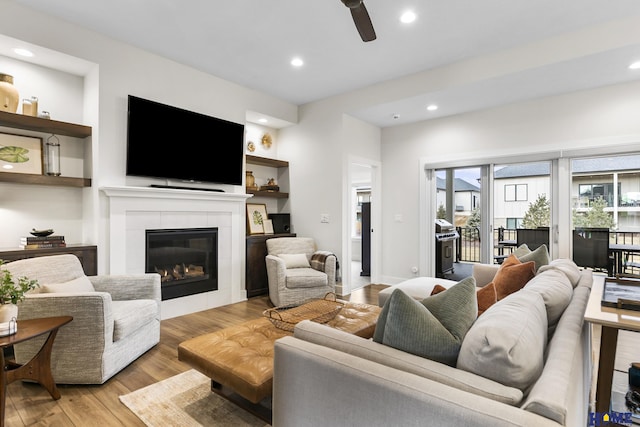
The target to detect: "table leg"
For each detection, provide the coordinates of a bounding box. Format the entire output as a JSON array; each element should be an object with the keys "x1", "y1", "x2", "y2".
[
  {"x1": 595, "y1": 325, "x2": 619, "y2": 413},
  {"x1": 5, "y1": 329, "x2": 62, "y2": 400}
]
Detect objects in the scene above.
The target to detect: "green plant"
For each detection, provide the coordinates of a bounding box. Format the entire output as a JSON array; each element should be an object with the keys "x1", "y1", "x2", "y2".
[
  {"x1": 0, "y1": 259, "x2": 39, "y2": 304},
  {"x1": 522, "y1": 194, "x2": 550, "y2": 229}
]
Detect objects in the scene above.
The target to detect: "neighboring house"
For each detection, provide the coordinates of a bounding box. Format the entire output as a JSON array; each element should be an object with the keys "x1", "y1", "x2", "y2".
[
  {"x1": 492, "y1": 156, "x2": 640, "y2": 231},
  {"x1": 436, "y1": 177, "x2": 480, "y2": 226},
  {"x1": 493, "y1": 162, "x2": 550, "y2": 229}
]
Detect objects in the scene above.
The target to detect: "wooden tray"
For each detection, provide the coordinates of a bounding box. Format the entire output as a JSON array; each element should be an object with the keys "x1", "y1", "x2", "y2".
[
  {"x1": 602, "y1": 276, "x2": 640, "y2": 311},
  {"x1": 263, "y1": 293, "x2": 344, "y2": 332}
]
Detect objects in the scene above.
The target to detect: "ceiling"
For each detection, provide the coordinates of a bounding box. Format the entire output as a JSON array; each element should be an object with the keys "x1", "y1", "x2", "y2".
[{"x1": 10, "y1": 0, "x2": 640, "y2": 127}]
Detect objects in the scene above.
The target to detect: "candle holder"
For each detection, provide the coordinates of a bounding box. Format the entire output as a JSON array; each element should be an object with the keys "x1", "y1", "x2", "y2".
[{"x1": 45, "y1": 134, "x2": 61, "y2": 176}]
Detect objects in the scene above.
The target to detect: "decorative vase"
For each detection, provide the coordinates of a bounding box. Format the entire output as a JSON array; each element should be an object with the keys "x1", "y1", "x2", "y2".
[
  {"x1": 246, "y1": 170, "x2": 256, "y2": 188},
  {"x1": 0, "y1": 73, "x2": 19, "y2": 113},
  {"x1": 0, "y1": 303, "x2": 18, "y2": 336}
]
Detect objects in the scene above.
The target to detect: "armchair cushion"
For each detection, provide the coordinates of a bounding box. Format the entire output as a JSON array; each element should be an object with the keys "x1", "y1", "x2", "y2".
[
  {"x1": 286, "y1": 268, "x2": 328, "y2": 288},
  {"x1": 112, "y1": 299, "x2": 159, "y2": 341},
  {"x1": 278, "y1": 253, "x2": 311, "y2": 269},
  {"x1": 41, "y1": 276, "x2": 96, "y2": 293}
]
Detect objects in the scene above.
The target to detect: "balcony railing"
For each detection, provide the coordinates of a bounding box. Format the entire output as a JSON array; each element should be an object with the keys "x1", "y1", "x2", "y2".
[{"x1": 454, "y1": 227, "x2": 640, "y2": 275}]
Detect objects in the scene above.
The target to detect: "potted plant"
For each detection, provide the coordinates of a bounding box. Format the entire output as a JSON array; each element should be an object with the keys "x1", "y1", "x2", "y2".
[{"x1": 0, "y1": 259, "x2": 39, "y2": 330}]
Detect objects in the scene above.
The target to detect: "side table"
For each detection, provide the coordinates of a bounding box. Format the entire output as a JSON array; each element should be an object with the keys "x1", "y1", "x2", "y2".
[
  {"x1": 0, "y1": 316, "x2": 73, "y2": 427},
  {"x1": 584, "y1": 275, "x2": 640, "y2": 413}
]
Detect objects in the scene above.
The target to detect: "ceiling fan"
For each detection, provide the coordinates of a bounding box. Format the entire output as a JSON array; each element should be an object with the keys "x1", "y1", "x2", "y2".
[{"x1": 340, "y1": 0, "x2": 376, "y2": 42}]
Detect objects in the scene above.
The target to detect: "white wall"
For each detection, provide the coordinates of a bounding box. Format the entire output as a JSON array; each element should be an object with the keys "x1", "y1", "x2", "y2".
[
  {"x1": 0, "y1": 2, "x2": 297, "y2": 274},
  {"x1": 381, "y1": 81, "x2": 640, "y2": 282}
]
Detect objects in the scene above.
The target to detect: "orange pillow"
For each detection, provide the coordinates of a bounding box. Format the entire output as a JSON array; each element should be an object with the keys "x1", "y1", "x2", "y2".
[
  {"x1": 431, "y1": 282, "x2": 498, "y2": 316},
  {"x1": 491, "y1": 254, "x2": 535, "y2": 300}
]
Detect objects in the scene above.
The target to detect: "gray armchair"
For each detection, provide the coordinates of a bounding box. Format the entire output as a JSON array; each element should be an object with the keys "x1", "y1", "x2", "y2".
[
  {"x1": 2, "y1": 254, "x2": 160, "y2": 384},
  {"x1": 265, "y1": 237, "x2": 336, "y2": 306}
]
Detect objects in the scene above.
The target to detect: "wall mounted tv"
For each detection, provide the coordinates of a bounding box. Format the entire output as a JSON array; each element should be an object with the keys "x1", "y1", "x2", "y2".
[{"x1": 126, "y1": 95, "x2": 245, "y2": 186}]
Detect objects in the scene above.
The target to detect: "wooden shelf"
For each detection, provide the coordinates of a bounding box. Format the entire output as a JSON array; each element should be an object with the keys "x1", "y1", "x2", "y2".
[
  {"x1": 246, "y1": 189, "x2": 289, "y2": 198},
  {"x1": 0, "y1": 110, "x2": 92, "y2": 138},
  {"x1": 0, "y1": 172, "x2": 91, "y2": 187},
  {"x1": 246, "y1": 155, "x2": 289, "y2": 168}
]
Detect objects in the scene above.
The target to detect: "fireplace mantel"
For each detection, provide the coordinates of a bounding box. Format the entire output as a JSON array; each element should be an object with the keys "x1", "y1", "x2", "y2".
[{"x1": 101, "y1": 186, "x2": 251, "y2": 319}]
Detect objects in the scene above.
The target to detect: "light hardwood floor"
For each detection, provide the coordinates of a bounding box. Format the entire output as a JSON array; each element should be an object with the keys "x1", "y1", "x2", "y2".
[{"x1": 5, "y1": 285, "x2": 386, "y2": 427}]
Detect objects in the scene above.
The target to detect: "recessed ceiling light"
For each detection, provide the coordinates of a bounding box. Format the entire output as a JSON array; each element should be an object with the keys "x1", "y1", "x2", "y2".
[
  {"x1": 13, "y1": 48, "x2": 34, "y2": 57},
  {"x1": 400, "y1": 11, "x2": 417, "y2": 24},
  {"x1": 427, "y1": 104, "x2": 438, "y2": 111},
  {"x1": 629, "y1": 61, "x2": 640, "y2": 70},
  {"x1": 291, "y1": 57, "x2": 304, "y2": 67},
  {"x1": 258, "y1": 118, "x2": 268, "y2": 123}
]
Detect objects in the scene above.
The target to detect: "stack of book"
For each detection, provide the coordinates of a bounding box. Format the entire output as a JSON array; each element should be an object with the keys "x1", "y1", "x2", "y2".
[{"x1": 19, "y1": 235, "x2": 66, "y2": 249}]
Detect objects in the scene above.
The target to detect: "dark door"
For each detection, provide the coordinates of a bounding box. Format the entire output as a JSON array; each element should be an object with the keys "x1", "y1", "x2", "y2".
[{"x1": 361, "y1": 202, "x2": 371, "y2": 276}]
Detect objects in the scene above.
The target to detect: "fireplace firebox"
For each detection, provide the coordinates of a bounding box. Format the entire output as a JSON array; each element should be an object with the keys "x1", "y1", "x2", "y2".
[{"x1": 146, "y1": 228, "x2": 218, "y2": 300}]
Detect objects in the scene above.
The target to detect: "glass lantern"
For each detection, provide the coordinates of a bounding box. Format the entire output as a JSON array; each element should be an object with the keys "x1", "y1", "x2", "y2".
[{"x1": 45, "y1": 134, "x2": 61, "y2": 176}]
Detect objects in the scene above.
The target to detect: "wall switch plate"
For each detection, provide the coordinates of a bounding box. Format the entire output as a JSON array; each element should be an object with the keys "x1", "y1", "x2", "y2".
[{"x1": 320, "y1": 214, "x2": 330, "y2": 223}]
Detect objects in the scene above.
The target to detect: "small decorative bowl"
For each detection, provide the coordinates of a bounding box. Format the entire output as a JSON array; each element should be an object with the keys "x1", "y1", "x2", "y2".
[{"x1": 30, "y1": 228, "x2": 54, "y2": 237}]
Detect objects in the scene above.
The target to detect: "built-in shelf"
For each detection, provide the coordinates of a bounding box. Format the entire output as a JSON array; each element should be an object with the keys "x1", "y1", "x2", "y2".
[
  {"x1": 0, "y1": 110, "x2": 92, "y2": 138},
  {"x1": 0, "y1": 110, "x2": 93, "y2": 187},
  {"x1": 246, "y1": 155, "x2": 289, "y2": 168},
  {"x1": 0, "y1": 172, "x2": 91, "y2": 187},
  {"x1": 246, "y1": 155, "x2": 289, "y2": 199},
  {"x1": 246, "y1": 189, "x2": 289, "y2": 198}
]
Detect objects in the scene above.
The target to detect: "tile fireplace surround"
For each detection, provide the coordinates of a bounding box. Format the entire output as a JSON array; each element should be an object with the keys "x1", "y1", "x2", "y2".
[{"x1": 101, "y1": 186, "x2": 251, "y2": 319}]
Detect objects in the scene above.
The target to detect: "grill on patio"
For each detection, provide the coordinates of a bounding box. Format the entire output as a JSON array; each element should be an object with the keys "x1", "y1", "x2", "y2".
[{"x1": 435, "y1": 219, "x2": 460, "y2": 278}]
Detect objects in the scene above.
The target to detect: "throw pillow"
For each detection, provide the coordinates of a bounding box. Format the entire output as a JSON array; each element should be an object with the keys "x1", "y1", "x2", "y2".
[
  {"x1": 490, "y1": 254, "x2": 535, "y2": 300},
  {"x1": 278, "y1": 253, "x2": 310, "y2": 269},
  {"x1": 517, "y1": 244, "x2": 550, "y2": 272},
  {"x1": 512, "y1": 244, "x2": 531, "y2": 257},
  {"x1": 373, "y1": 277, "x2": 477, "y2": 366},
  {"x1": 431, "y1": 282, "x2": 497, "y2": 316},
  {"x1": 457, "y1": 289, "x2": 548, "y2": 391},
  {"x1": 41, "y1": 276, "x2": 96, "y2": 293}
]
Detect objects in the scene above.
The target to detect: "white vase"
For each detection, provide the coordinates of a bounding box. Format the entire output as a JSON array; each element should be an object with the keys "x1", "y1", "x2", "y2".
[{"x1": 0, "y1": 303, "x2": 18, "y2": 336}]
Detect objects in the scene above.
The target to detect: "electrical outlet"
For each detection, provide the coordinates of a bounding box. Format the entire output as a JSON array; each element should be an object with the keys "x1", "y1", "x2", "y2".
[{"x1": 320, "y1": 214, "x2": 330, "y2": 223}]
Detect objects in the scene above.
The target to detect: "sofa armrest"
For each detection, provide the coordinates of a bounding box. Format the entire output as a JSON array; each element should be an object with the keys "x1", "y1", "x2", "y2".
[
  {"x1": 472, "y1": 263, "x2": 500, "y2": 287},
  {"x1": 310, "y1": 251, "x2": 337, "y2": 287},
  {"x1": 265, "y1": 255, "x2": 287, "y2": 290},
  {"x1": 273, "y1": 337, "x2": 559, "y2": 427},
  {"x1": 89, "y1": 273, "x2": 161, "y2": 302}
]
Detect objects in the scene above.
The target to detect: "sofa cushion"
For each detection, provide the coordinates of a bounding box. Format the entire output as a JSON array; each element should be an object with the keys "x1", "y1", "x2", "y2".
[
  {"x1": 517, "y1": 244, "x2": 550, "y2": 272},
  {"x1": 457, "y1": 289, "x2": 547, "y2": 391},
  {"x1": 537, "y1": 258, "x2": 582, "y2": 288},
  {"x1": 512, "y1": 244, "x2": 531, "y2": 257},
  {"x1": 41, "y1": 275, "x2": 96, "y2": 293},
  {"x1": 373, "y1": 277, "x2": 477, "y2": 366},
  {"x1": 111, "y1": 299, "x2": 158, "y2": 342},
  {"x1": 524, "y1": 268, "x2": 573, "y2": 328},
  {"x1": 286, "y1": 268, "x2": 328, "y2": 288},
  {"x1": 294, "y1": 320, "x2": 524, "y2": 406},
  {"x1": 278, "y1": 253, "x2": 311, "y2": 269},
  {"x1": 377, "y1": 277, "x2": 458, "y2": 307},
  {"x1": 490, "y1": 254, "x2": 536, "y2": 300},
  {"x1": 431, "y1": 281, "x2": 497, "y2": 316}
]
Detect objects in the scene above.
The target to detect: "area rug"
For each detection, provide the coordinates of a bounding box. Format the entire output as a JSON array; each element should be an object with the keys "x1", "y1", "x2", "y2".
[{"x1": 119, "y1": 369, "x2": 270, "y2": 427}]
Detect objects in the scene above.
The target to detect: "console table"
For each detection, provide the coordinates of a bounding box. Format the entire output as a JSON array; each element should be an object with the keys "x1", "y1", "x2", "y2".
[
  {"x1": 0, "y1": 245, "x2": 97, "y2": 276},
  {"x1": 0, "y1": 316, "x2": 73, "y2": 427}
]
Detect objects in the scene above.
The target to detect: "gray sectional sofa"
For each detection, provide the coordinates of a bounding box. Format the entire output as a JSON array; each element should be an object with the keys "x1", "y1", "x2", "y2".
[{"x1": 273, "y1": 259, "x2": 594, "y2": 426}]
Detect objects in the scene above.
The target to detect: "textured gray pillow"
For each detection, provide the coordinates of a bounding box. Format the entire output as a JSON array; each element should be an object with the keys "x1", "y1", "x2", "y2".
[
  {"x1": 524, "y1": 268, "x2": 573, "y2": 327},
  {"x1": 373, "y1": 277, "x2": 477, "y2": 366},
  {"x1": 517, "y1": 244, "x2": 550, "y2": 272},
  {"x1": 457, "y1": 289, "x2": 547, "y2": 391}
]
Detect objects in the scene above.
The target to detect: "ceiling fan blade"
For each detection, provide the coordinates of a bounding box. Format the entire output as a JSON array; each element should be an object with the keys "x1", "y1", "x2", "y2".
[{"x1": 350, "y1": 3, "x2": 376, "y2": 42}]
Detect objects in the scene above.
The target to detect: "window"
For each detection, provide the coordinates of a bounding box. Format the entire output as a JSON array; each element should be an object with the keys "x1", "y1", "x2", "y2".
[
  {"x1": 577, "y1": 183, "x2": 620, "y2": 207},
  {"x1": 506, "y1": 218, "x2": 523, "y2": 229},
  {"x1": 504, "y1": 184, "x2": 528, "y2": 202}
]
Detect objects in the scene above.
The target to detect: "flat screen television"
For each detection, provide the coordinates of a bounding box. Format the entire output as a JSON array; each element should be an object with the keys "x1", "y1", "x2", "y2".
[{"x1": 126, "y1": 95, "x2": 245, "y2": 186}]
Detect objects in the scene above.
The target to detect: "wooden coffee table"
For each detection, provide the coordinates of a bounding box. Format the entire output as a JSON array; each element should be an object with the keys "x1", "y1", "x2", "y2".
[{"x1": 0, "y1": 316, "x2": 73, "y2": 427}]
